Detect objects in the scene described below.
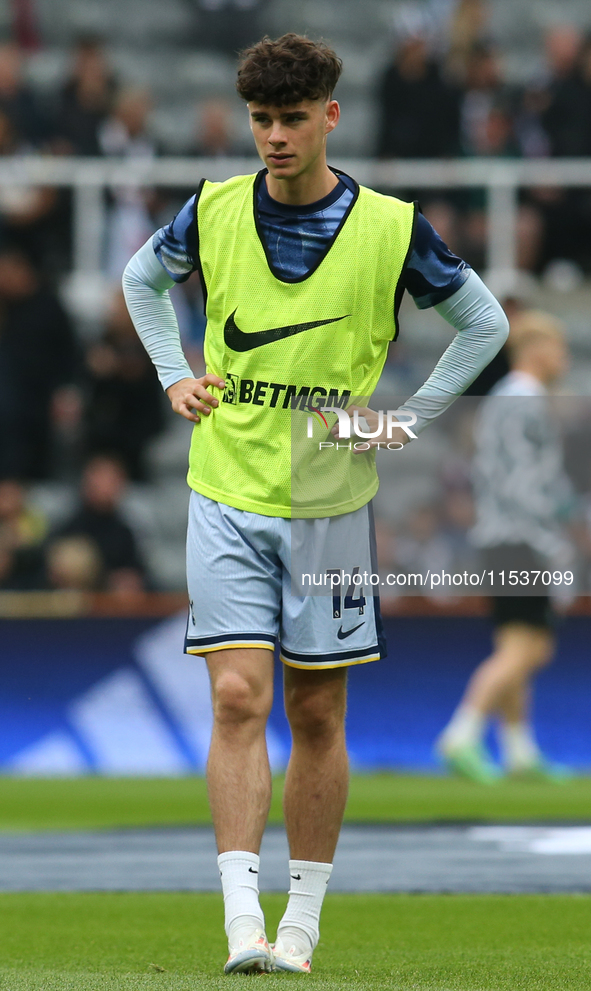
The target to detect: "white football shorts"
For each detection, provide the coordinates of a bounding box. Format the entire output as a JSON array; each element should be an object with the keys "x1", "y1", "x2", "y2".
[{"x1": 185, "y1": 490, "x2": 386, "y2": 669}]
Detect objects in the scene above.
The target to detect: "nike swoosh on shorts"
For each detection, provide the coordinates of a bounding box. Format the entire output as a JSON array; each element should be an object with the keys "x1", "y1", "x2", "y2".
[
  {"x1": 224, "y1": 309, "x2": 349, "y2": 352},
  {"x1": 337, "y1": 622, "x2": 365, "y2": 640}
]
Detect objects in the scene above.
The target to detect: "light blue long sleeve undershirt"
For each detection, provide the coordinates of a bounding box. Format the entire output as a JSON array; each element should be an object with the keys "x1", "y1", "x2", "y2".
[
  {"x1": 398, "y1": 268, "x2": 509, "y2": 431},
  {"x1": 122, "y1": 238, "x2": 192, "y2": 391},
  {"x1": 122, "y1": 240, "x2": 509, "y2": 432}
]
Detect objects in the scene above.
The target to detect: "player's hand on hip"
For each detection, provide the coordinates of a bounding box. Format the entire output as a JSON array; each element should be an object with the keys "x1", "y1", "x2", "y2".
[{"x1": 166, "y1": 374, "x2": 225, "y2": 423}]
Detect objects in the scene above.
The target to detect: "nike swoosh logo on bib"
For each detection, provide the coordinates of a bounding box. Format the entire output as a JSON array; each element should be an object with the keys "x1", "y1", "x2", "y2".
[
  {"x1": 337, "y1": 622, "x2": 365, "y2": 640},
  {"x1": 224, "y1": 309, "x2": 349, "y2": 352}
]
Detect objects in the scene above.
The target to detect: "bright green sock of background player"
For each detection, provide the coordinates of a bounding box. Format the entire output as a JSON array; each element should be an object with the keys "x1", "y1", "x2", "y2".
[{"x1": 437, "y1": 624, "x2": 567, "y2": 782}]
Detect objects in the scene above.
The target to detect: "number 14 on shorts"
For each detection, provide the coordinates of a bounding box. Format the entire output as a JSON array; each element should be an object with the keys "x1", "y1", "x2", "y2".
[{"x1": 326, "y1": 567, "x2": 366, "y2": 619}]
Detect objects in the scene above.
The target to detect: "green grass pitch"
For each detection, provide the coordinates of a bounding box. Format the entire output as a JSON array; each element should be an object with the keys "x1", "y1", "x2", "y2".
[
  {"x1": 0, "y1": 892, "x2": 590, "y2": 989},
  {"x1": 1, "y1": 773, "x2": 591, "y2": 830},
  {"x1": 0, "y1": 775, "x2": 590, "y2": 989}
]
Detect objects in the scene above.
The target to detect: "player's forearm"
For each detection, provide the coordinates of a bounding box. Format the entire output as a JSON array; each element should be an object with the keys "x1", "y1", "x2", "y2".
[
  {"x1": 122, "y1": 238, "x2": 194, "y2": 391},
  {"x1": 398, "y1": 270, "x2": 509, "y2": 432}
]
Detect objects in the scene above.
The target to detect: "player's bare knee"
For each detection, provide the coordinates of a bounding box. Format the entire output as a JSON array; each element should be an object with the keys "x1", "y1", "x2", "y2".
[
  {"x1": 212, "y1": 670, "x2": 271, "y2": 726},
  {"x1": 285, "y1": 688, "x2": 345, "y2": 742}
]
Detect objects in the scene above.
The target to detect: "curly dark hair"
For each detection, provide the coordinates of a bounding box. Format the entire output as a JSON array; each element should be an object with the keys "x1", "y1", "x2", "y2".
[{"x1": 236, "y1": 33, "x2": 342, "y2": 106}]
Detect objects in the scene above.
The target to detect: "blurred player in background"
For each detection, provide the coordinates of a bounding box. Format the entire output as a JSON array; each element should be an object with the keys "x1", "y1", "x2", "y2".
[
  {"x1": 123, "y1": 34, "x2": 508, "y2": 974},
  {"x1": 437, "y1": 311, "x2": 576, "y2": 783}
]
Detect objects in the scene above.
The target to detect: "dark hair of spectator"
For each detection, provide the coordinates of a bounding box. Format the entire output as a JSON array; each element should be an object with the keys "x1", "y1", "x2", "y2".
[{"x1": 236, "y1": 34, "x2": 343, "y2": 106}]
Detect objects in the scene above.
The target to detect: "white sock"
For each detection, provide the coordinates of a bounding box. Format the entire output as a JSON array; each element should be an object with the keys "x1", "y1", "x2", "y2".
[
  {"x1": 439, "y1": 705, "x2": 485, "y2": 751},
  {"x1": 218, "y1": 851, "x2": 265, "y2": 947},
  {"x1": 500, "y1": 722, "x2": 541, "y2": 770},
  {"x1": 277, "y1": 860, "x2": 333, "y2": 956}
]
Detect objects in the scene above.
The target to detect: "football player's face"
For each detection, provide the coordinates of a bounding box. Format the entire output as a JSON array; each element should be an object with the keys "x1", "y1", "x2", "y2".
[{"x1": 248, "y1": 99, "x2": 339, "y2": 179}]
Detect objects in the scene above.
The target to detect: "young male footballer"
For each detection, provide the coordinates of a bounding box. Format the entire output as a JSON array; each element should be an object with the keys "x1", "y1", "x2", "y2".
[{"x1": 123, "y1": 33, "x2": 508, "y2": 974}]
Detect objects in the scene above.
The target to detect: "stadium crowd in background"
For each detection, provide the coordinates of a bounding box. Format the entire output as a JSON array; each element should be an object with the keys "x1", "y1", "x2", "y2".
[
  {"x1": 375, "y1": 10, "x2": 591, "y2": 274},
  {"x1": 0, "y1": 5, "x2": 591, "y2": 278},
  {"x1": 2, "y1": 0, "x2": 591, "y2": 592}
]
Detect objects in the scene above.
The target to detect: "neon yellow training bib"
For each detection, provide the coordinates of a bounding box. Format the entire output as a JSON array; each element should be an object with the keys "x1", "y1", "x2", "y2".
[{"x1": 187, "y1": 169, "x2": 415, "y2": 518}]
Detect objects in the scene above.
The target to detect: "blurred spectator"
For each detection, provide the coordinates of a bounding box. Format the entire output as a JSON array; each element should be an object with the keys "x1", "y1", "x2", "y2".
[
  {"x1": 98, "y1": 87, "x2": 157, "y2": 158},
  {"x1": 0, "y1": 249, "x2": 79, "y2": 480},
  {"x1": 45, "y1": 535, "x2": 103, "y2": 591},
  {"x1": 99, "y1": 87, "x2": 159, "y2": 279},
  {"x1": 523, "y1": 26, "x2": 591, "y2": 274},
  {"x1": 0, "y1": 109, "x2": 61, "y2": 268},
  {"x1": 56, "y1": 454, "x2": 147, "y2": 592},
  {"x1": 191, "y1": 98, "x2": 244, "y2": 156},
  {"x1": 0, "y1": 41, "x2": 48, "y2": 148},
  {"x1": 0, "y1": 478, "x2": 47, "y2": 589},
  {"x1": 0, "y1": 46, "x2": 65, "y2": 270},
  {"x1": 53, "y1": 35, "x2": 116, "y2": 156},
  {"x1": 376, "y1": 35, "x2": 461, "y2": 157},
  {"x1": 460, "y1": 45, "x2": 511, "y2": 156},
  {"x1": 514, "y1": 87, "x2": 550, "y2": 160},
  {"x1": 446, "y1": 0, "x2": 490, "y2": 81},
  {"x1": 197, "y1": 99, "x2": 232, "y2": 156},
  {"x1": 51, "y1": 383, "x2": 85, "y2": 482},
  {"x1": 84, "y1": 290, "x2": 164, "y2": 480},
  {"x1": 540, "y1": 25, "x2": 585, "y2": 157},
  {"x1": 0, "y1": 478, "x2": 46, "y2": 545},
  {"x1": 458, "y1": 47, "x2": 543, "y2": 272}
]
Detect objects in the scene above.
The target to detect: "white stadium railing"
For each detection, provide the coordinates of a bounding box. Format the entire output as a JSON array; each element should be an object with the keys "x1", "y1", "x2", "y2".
[{"x1": 1, "y1": 156, "x2": 590, "y2": 285}]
